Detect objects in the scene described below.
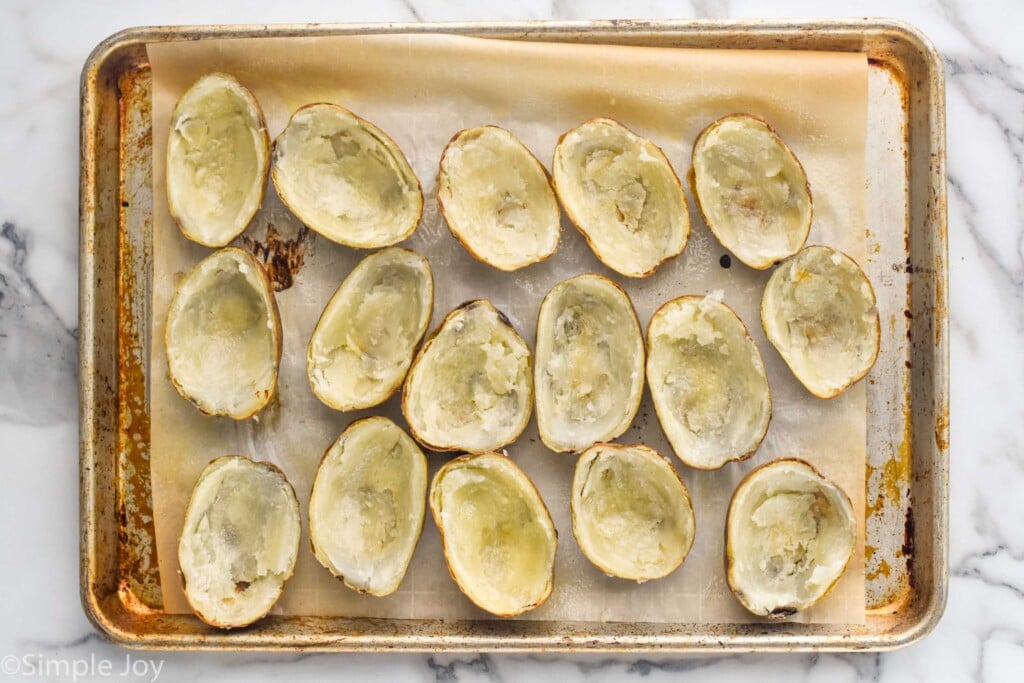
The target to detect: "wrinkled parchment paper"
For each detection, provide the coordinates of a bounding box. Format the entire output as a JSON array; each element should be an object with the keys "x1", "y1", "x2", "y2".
[{"x1": 148, "y1": 34, "x2": 867, "y2": 624}]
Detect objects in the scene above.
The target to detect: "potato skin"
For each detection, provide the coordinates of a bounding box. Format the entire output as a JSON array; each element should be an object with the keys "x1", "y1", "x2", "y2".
[
  {"x1": 760, "y1": 245, "x2": 881, "y2": 399},
  {"x1": 402, "y1": 300, "x2": 532, "y2": 453},
  {"x1": 690, "y1": 113, "x2": 812, "y2": 270},
  {"x1": 271, "y1": 103, "x2": 423, "y2": 249},
  {"x1": 724, "y1": 458, "x2": 856, "y2": 619},
  {"x1": 552, "y1": 118, "x2": 689, "y2": 278},
  {"x1": 307, "y1": 416, "x2": 427, "y2": 596},
  {"x1": 164, "y1": 248, "x2": 282, "y2": 420},
  {"x1": 178, "y1": 456, "x2": 300, "y2": 629},
  {"x1": 429, "y1": 452, "x2": 557, "y2": 617},
  {"x1": 305, "y1": 247, "x2": 433, "y2": 412},
  {"x1": 570, "y1": 442, "x2": 695, "y2": 581},
  {"x1": 534, "y1": 273, "x2": 644, "y2": 453},
  {"x1": 166, "y1": 73, "x2": 270, "y2": 248},
  {"x1": 437, "y1": 125, "x2": 561, "y2": 271},
  {"x1": 645, "y1": 295, "x2": 771, "y2": 470}
]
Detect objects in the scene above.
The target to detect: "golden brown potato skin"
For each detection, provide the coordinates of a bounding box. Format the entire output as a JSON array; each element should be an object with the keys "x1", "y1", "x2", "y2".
[
  {"x1": 429, "y1": 452, "x2": 557, "y2": 617},
  {"x1": 725, "y1": 458, "x2": 856, "y2": 619},
  {"x1": 438, "y1": 126, "x2": 561, "y2": 271},
  {"x1": 552, "y1": 118, "x2": 689, "y2": 278},
  {"x1": 166, "y1": 73, "x2": 270, "y2": 248},
  {"x1": 403, "y1": 300, "x2": 532, "y2": 453},
  {"x1": 271, "y1": 103, "x2": 423, "y2": 248},
  {"x1": 691, "y1": 114, "x2": 812, "y2": 270}
]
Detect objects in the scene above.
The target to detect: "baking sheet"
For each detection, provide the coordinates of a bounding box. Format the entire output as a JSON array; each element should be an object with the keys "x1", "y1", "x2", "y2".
[{"x1": 147, "y1": 33, "x2": 867, "y2": 624}]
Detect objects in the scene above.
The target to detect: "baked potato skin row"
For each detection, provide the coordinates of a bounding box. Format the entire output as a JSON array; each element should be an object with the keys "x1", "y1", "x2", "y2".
[
  {"x1": 167, "y1": 76, "x2": 809, "y2": 281},
  {"x1": 177, "y1": 448, "x2": 856, "y2": 625}
]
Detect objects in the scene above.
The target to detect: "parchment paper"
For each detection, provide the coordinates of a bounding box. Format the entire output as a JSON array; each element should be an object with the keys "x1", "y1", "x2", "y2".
[{"x1": 148, "y1": 34, "x2": 867, "y2": 624}]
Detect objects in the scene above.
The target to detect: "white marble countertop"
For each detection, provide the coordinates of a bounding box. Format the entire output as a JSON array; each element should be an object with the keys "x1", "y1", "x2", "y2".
[{"x1": 0, "y1": 0, "x2": 1015, "y2": 680}]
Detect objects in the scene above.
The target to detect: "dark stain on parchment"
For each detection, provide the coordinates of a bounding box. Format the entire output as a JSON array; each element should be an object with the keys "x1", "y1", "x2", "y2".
[{"x1": 242, "y1": 224, "x2": 313, "y2": 292}]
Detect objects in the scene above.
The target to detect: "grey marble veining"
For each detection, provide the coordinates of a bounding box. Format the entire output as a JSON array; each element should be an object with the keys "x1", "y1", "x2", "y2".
[
  {"x1": 0, "y1": 0, "x2": 1019, "y2": 680},
  {"x1": 0, "y1": 222, "x2": 77, "y2": 424}
]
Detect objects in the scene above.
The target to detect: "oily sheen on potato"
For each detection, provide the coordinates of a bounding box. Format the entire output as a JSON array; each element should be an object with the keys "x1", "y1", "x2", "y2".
[
  {"x1": 646, "y1": 295, "x2": 771, "y2": 469},
  {"x1": 430, "y1": 452, "x2": 557, "y2": 617},
  {"x1": 309, "y1": 417, "x2": 427, "y2": 596},
  {"x1": 166, "y1": 73, "x2": 270, "y2": 247},
  {"x1": 691, "y1": 114, "x2": 812, "y2": 269},
  {"x1": 272, "y1": 103, "x2": 422, "y2": 248},
  {"x1": 761, "y1": 245, "x2": 881, "y2": 398},
  {"x1": 552, "y1": 118, "x2": 690, "y2": 278},
  {"x1": 534, "y1": 274, "x2": 644, "y2": 452},
  {"x1": 726, "y1": 458, "x2": 856, "y2": 619},
  {"x1": 307, "y1": 247, "x2": 433, "y2": 411},
  {"x1": 178, "y1": 456, "x2": 301, "y2": 628},
  {"x1": 571, "y1": 443, "x2": 695, "y2": 581},
  {"x1": 438, "y1": 126, "x2": 560, "y2": 271},
  {"x1": 403, "y1": 300, "x2": 532, "y2": 453},
  {"x1": 165, "y1": 248, "x2": 281, "y2": 419}
]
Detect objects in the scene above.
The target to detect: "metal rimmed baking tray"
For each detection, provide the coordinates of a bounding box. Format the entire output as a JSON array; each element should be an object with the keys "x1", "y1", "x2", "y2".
[{"x1": 79, "y1": 19, "x2": 948, "y2": 652}]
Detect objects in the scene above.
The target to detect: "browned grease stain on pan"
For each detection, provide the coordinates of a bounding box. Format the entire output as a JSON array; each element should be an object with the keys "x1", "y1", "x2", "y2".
[
  {"x1": 900, "y1": 504, "x2": 916, "y2": 595},
  {"x1": 934, "y1": 406, "x2": 949, "y2": 452},
  {"x1": 866, "y1": 559, "x2": 891, "y2": 581},
  {"x1": 115, "y1": 64, "x2": 163, "y2": 611}
]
